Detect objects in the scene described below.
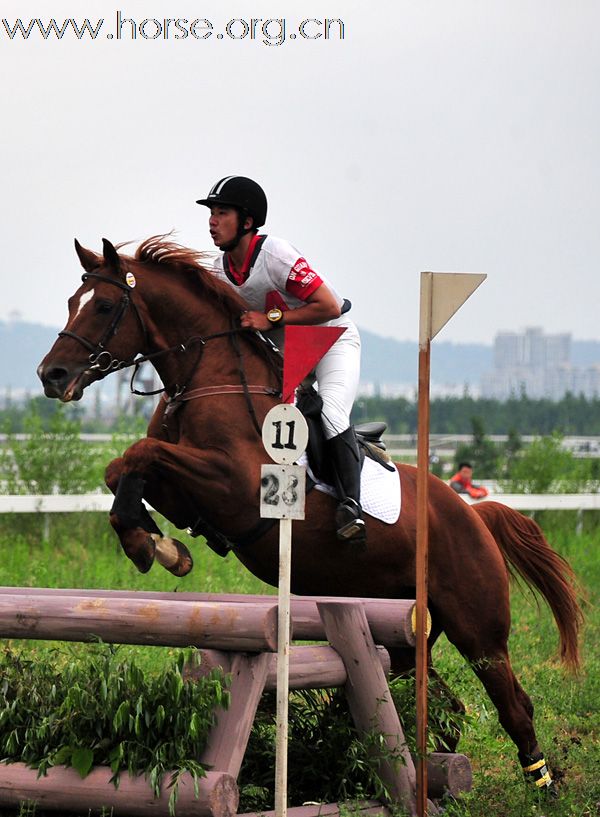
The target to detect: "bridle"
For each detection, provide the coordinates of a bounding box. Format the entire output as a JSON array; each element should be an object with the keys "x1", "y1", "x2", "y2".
[
  {"x1": 58, "y1": 272, "x2": 148, "y2": 374},
  {"x1": 57, "y1": 271, "x2": 282, "y2": 434}
]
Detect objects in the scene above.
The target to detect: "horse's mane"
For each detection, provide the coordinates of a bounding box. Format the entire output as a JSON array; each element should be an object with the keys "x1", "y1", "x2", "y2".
[
  {"x1": 130, "y1": 235, "x2": 282, "y2": 378},
  {"x1": 132, "y1": 235, "x2": 249, "y2": 319}
]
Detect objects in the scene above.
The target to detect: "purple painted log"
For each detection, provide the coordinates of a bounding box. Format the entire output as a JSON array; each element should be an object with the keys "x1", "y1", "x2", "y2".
[
  {"x1": 0, "y1": 588, "x2": 423, "y2": 647},
  {"x1": 240, "y1": 800, "x2": 391, "y2": 817},
  {"x1": 426, "y1": 752, "x2": 472, "y2": 798},
  {"x1": 317, "y1": 601, "x2": 418, "y2": 816},
  {"x1": 185, "y1": 645, "x2": 391, "y2": 690},
  {"x1": 0, "y1": 765, "x2": 237, "y2": 817},
  {"x1": 200, "y1": 652, "x2": 270, "y2": 778},
  {"x1": 0, "y1": 594, "x2": 277, "y2": 651}
]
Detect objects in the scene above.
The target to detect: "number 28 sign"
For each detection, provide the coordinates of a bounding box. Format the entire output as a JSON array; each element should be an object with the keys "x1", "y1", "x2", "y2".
[{"x1": 260, "y1": 404, "x2": 308, "y2": 520}]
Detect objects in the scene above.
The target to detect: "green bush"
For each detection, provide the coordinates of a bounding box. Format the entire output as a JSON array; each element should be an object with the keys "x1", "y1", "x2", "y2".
[
  {"x1": 499, "y1": 433, "x2": 600, "y2": 493},
  {"x1": 0, "y1": 645, "x2": 227, "y2": 815},
  {"x1": 238, "y1": 678, "x2": 471, "y2": 812},
  {"x1": 0, "y1": 409, "x2": 102, "y2": 495},
  {"x1": 0, "y1": 408, "x2": 141, "y2": 496}
]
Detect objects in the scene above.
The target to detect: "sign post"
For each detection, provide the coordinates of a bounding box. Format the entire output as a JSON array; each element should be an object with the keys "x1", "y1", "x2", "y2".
[
  {"x1": 260, "y1": 324, "x2": 344, "y2": 817},
  {"x1": 415, "y1": 272, "x2": 486, "y2": 817},
  {"x1": 261, "y1": 403, "x2": 308, "y2": 817}
]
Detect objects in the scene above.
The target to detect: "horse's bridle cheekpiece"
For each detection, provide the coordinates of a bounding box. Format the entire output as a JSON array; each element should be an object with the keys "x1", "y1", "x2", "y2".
[{"x1": 58, "y1": 272, "x2": 148, "y2": 374}]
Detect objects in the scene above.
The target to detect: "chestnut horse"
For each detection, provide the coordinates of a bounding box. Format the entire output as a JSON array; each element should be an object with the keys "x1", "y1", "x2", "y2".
[{"x1": 39, "y1": 236, "x2": 583, "y2": 787}]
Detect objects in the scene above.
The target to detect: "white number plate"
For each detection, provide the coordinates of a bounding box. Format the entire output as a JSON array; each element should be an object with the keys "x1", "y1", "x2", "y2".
[
  {"x1": 261, "y1": 404, "x2": 308, "y2": 465},
  {"x1": 260, "y1": 464, "x2": 306, "y2": 520}
]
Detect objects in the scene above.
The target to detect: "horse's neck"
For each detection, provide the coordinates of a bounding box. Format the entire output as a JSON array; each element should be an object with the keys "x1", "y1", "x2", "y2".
[
  {"x1": 138, "y1": 278, "x2": 229, "y2": 387},
  {"x1": 139, "y1": 271, "x2": 275, "y2": 400}
]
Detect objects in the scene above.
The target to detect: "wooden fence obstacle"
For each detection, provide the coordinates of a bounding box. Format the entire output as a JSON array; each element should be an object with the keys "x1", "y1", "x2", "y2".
[
  {"x1": 0, "y1": 765, "x2": 237, "y2": 817},
  {"x1": 0, "y1": 588, "x2": 427, "y2": 648},
  {"x1": 239, "y1": 750, "x2": 473, "y2": 817},
  {"x1": 0, "y1": 590, "x2": 470, "y2": 816}
]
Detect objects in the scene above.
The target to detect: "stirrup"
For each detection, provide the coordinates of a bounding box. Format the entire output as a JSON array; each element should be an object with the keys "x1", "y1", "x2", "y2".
[{"x1": 335, "y1": 498, "x2": 367, "y2": 544}]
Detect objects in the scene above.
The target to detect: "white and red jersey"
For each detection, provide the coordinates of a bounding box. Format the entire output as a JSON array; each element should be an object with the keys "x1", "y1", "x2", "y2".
[
  {"x1": 211, "y1": 234, "x2": 345, "y2": 319},
  {"x1": 211, "y1": 233, "x2": 361, "y2": 438}
]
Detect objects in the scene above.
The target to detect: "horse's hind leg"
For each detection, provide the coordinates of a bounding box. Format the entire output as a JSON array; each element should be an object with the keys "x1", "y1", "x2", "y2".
[
  {"x1": 469, "y1": 649, "x2": 553, "y2": 787},
  {"x1": 105, "y1": 457, "x2": 193, "y2": 576},
  {"x1": 446, "y1": 615, "x2": 554, "y2": 792},
  {"x1": 389, "y1": 637, "x2": 466, "y2": 753}
]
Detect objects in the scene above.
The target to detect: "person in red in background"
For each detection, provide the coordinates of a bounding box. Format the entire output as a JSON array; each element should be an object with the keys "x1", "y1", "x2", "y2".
[{"x1": 449, "y1": 461, "x2": 489, "y2": 499}]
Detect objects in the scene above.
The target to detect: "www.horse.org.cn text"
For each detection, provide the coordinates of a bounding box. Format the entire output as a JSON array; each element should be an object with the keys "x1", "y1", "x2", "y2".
[{"x1": 1, "y1": 13, "x2": 346, "y2": 46}]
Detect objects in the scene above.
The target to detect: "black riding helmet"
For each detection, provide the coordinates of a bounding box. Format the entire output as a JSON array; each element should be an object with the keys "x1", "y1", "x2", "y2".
[{"x1": 197, "y1": 176, "x2": 268, "y2": 229}]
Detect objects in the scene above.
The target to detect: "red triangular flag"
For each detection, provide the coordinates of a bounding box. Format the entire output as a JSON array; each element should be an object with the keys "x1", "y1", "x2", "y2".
[{"x1": 282, "y1": 325, "x2": 346, "y2": 403}]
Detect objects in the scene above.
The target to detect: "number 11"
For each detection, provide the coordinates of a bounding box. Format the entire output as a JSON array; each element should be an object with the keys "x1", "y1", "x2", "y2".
[{"x1": 271, "y1": 420, "x2": 297, "y2": 450}]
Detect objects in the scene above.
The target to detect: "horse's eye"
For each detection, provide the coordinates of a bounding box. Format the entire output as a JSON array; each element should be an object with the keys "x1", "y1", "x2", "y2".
[{"x1": 95, "y1": 300, "x2": 114, "y2": 315}]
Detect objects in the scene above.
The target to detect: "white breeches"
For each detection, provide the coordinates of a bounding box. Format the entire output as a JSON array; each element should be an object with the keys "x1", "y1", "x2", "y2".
[{"x1": 314, "y1": 316, "x2": 361, "y2": 439}]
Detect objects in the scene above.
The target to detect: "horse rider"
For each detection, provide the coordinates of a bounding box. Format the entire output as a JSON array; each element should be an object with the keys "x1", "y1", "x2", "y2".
[{"x1": 197, "y1": 175, "x2": 365, "y2": 545}]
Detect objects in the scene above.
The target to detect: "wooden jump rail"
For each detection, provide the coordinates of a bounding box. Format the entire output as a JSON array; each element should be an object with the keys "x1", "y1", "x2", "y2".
[{"x1": 0, "y1": 588, "x2": 472, "y2": 817}]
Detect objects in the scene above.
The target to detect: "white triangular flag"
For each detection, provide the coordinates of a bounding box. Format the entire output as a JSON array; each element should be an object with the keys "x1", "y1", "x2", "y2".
[{"x1": 419, "y1": 272, "x2": 486, "y2": 346}]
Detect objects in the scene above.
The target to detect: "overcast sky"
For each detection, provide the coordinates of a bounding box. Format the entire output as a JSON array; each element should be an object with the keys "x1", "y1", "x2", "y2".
[{"x1": 2, "y1": 0, "x2": 599, "y2": 345}]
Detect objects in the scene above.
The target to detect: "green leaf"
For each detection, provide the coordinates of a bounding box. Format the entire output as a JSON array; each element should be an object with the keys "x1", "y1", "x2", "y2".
[
  {"x1": 113, "y1": 701, "x2": 130, "y2": 732},
  {"x1": 71, "y1": 746, "x2": 94, "y2": 778},
  {"x1": 52, "y1": 745, "x2": 72, "y2": 765},
  {"x1": 155, "y1": 704, "x2": 165, "y2": 730}
]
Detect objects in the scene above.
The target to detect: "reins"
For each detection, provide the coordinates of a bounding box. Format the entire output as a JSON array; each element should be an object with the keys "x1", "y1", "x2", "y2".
[{"x1": 60, "y1": 272, "x2": 282, "y2": 435}]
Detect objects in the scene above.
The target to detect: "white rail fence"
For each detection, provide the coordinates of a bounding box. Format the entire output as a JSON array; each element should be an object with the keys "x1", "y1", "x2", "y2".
[
  {"x1": 1, "y1": 494, "x2": 599, "y2": 515},
  {"x1": 0, "y1": 493, "x2": 598, "y2": 540}
]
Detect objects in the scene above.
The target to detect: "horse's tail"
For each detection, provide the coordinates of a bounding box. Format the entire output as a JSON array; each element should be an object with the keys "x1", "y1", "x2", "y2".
[{"x1": 473, "y1": 501, "x2": 584, "y2": 672}]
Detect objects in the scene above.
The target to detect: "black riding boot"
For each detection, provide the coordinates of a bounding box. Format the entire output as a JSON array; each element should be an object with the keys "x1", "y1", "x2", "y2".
[{"x1": 327, "y1": 427, "x2": 366, "y2": 546}]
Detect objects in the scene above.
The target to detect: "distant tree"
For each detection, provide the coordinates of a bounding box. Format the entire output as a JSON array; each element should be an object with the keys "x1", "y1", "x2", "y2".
[
  {"x1": 0, "y1": 405, "x2": 102, "y2": 494},
  {"x1": 501, "y1": 427, "x2": 522, "y2": 479},
  {"x1": 453, "y1": 416, "x2": 499, "y2": 478},
  {"x1": 498, "y1": 433, "x2": 597, "y2": 494}
]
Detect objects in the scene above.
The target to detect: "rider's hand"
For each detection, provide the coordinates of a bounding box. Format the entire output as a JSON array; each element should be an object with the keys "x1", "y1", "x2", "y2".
[{"x1": 240, "y1": 310, "x2": 272, "y2": 331}]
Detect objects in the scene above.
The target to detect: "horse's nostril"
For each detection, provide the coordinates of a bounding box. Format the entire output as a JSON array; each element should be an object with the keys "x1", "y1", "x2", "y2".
[{"x1": 45, "y1": 366, "x2": 69, "y2": 385}]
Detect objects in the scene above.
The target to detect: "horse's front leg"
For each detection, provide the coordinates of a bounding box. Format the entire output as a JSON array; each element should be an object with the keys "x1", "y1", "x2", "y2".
[{"x1": 105, "y1": 455, "x2": 193, "y2": 576}]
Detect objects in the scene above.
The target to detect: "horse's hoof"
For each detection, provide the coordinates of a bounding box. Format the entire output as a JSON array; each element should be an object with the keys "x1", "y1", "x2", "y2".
[
  {"x1": 127, "y1": 531, "x2": 156, "y2": 573},
  {"x1": 521, "y1": 753, "x2": 556, "y2": 796},
  {"x1": 152, "y1": 534, "x2": 194, "y2": 577}
]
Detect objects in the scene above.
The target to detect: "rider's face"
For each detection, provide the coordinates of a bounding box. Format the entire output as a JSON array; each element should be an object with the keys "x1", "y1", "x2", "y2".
[{"x1": 209, "y1": 206, "x2": 240, "y2": 248}]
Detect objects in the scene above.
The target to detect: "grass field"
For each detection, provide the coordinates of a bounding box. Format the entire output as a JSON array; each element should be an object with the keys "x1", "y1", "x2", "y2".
[{"x1": 0, "y1": 511, "x2": 598, "y2": 816}]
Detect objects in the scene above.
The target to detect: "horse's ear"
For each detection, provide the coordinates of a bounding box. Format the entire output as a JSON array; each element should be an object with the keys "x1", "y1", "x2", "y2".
[
  {"x1": 102, "y1": 238, "x2": 121, "y2": 271},
  {"x1": 74, "y1": 239, "x2": 101, "y2": 273}
]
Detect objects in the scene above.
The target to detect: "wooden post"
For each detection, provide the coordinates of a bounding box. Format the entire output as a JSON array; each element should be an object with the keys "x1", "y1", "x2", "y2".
[
  {"x1": 318, "y1": 601, "x2": 418, "y2": 817},
  {"x1": 200, "y1": 652, "x2": 270, "y2": 778},
  {"x1": 416, "y1": 271, "x2": 486, "y2": 817},
  {"x1": 416, "y1": 339, "x2": 431, "y2": 817}
]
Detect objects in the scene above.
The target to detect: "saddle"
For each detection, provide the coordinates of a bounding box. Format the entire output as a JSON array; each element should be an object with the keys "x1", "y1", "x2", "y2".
[{"x1": 295, "y1": 384, "x2": 395, "y2": 483}]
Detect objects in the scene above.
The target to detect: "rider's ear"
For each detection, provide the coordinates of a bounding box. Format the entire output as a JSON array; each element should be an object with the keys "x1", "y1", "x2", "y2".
[
  {"x1": 74, "y1": 239, "x2": 101, "y2": 273},
  {"x1": 102, "y1": 238, "x2": 121, "y2": 272}
]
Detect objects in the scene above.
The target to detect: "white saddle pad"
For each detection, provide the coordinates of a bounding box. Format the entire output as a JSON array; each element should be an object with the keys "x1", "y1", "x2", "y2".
[{"x1": 298, "y1": 452, "x2": 401, "y2": 524}]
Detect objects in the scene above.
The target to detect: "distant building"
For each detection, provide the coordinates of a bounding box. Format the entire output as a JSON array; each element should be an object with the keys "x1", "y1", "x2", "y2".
[{"x1": 482, "y1": 327, "x2": 599, "y2": 400}]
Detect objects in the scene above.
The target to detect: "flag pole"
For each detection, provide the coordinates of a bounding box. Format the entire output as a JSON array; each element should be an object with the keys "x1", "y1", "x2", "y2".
[
  {"x1": 415, "y1": 273, "x2": 432, "y2": 817},
  {"x1": 415, "y1": 271, "x2": 486, "y2": 817}
]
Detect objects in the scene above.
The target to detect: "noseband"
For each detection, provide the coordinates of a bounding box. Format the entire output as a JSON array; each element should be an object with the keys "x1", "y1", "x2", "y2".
[{"x1": 58, "y1": 272, "x2": 148, "y2": 373}]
